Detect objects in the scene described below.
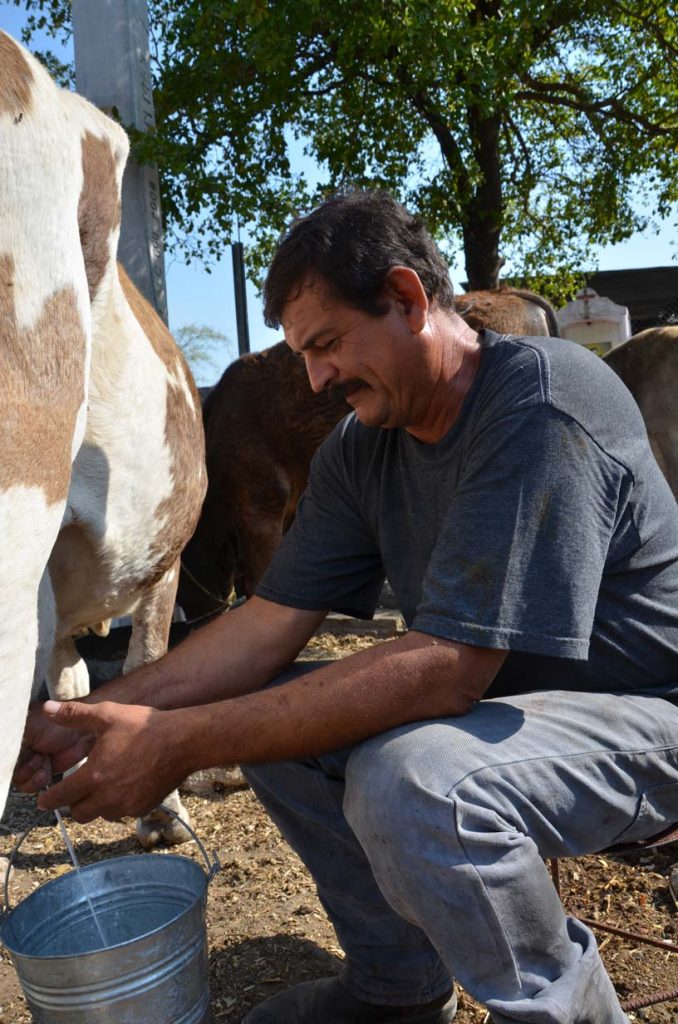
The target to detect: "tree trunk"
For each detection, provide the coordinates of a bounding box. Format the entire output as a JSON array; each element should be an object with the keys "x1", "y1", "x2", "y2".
[{"x1": 462, "y1": 109, "x2": 504, "y2": 290}]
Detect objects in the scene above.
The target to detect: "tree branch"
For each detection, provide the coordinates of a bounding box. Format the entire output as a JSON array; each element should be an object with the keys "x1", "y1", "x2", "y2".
[
  {"x1": 503, "y1": 113, "x2": 535, "y2": 196},
  {"x1": 516, "y1": 75, "x2": 678, "y2": 136},
  {"x1": 606, "y1": 0, "x2": 678, "y2": 60}
]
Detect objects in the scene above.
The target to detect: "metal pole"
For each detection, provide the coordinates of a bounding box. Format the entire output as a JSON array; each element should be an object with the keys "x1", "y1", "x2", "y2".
[
  {"x1": 232, "y1": 241, "x2": 251, "y2": 355},
  {"x1": 72, "y1": 0, "x2": 168, "y2": 323}
]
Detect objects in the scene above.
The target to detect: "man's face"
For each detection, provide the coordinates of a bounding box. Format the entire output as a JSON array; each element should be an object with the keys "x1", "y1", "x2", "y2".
[{"x1": 281, "y1": 276, "x2": 426, "y2": 430}]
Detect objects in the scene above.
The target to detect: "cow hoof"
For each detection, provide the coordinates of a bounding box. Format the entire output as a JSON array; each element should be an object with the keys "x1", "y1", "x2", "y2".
[{"x1": 135, "y1": 808, "x2": 193, "y2": 849}]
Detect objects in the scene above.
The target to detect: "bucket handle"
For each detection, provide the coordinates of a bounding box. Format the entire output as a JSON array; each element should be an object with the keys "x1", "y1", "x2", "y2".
[
  {"x1": 2, "y1": 802, "x2": 220, "y2": 918},
  {"x1": 2, "y1": 817, "x2": 47, "y2": 918},
  {"x1": 155, "y1": 802, "x2": 221, "y2": 881}
]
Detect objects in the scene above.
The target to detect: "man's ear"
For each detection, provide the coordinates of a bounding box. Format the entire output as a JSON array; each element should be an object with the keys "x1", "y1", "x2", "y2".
[{"x1": 384, "y1": 267, "x2": 429, "y2": 333}]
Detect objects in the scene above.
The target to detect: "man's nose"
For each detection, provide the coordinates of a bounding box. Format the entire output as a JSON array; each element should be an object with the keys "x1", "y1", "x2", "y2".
[{"x1": 304, "y1": 351, "x2": 337, "y2": 393}]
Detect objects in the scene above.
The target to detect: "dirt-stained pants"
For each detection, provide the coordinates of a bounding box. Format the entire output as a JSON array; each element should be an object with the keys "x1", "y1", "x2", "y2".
[{"x1": 244, "y1": 672, "x2": 678, "y2": 1024}]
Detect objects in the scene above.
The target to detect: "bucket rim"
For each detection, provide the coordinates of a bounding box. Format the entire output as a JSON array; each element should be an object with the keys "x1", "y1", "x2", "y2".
[{"x1": 0, "y1": 852, "x2": 209, "y2": 960}]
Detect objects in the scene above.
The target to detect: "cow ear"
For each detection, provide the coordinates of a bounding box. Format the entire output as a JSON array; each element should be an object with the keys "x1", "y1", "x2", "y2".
[{"x1": 384, "y1": 267, "x2": 428, "y2": 334}]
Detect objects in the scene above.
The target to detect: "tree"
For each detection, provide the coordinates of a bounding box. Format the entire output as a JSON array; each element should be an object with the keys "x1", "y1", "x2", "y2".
[
  {"x1": 14, "y1": 0, "x2": 678, "y2": 294},
  {"x1": 174, "y1": 322, "x2": 235, "y2": 384}
]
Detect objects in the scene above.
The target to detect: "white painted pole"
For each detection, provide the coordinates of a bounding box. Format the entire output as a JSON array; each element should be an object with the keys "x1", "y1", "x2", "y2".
[{"x1": 72, "y1": 0, "x2": 168, "y2": 322}]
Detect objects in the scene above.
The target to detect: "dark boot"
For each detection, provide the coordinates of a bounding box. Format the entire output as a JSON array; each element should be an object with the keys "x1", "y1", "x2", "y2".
[{"x1": 241, "y1": 976, "x2": 457, "y2": 1023}]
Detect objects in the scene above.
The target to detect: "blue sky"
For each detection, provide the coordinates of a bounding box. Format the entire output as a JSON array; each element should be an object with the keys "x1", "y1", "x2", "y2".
[{"x1": 2, "y1": 3, "x2": 676, "y2": 385}]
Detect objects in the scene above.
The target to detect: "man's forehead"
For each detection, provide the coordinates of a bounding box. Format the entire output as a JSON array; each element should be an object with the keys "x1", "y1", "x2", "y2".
[{"x1": 281, "y1": 275, "x2": 341, "y2": 334}]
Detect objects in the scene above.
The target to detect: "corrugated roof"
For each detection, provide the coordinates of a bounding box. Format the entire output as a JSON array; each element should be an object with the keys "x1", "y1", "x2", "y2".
[{"x1": 586, "y1": 266, "x2": 678, "y2": 334}]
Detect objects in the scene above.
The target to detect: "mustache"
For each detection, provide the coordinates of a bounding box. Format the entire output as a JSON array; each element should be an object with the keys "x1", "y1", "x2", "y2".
[{"x1": 330, "y1": 378, "x2": 368, "y2": 402}]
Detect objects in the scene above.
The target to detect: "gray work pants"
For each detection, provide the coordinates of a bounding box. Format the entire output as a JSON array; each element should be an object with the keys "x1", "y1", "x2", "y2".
[{"x1": 244, "y1": 669, "x2": 678, "y2": 1024}]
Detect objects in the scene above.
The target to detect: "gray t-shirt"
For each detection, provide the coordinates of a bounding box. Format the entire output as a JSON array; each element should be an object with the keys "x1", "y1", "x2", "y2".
[{"x1": 257, "y1": 331, "x2": 678, "y2": 699}]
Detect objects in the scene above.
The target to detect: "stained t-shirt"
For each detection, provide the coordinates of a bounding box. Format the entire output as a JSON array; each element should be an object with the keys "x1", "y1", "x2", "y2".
[{"x1": 256, "y1": 331, "x2": 678, "y2": 699}]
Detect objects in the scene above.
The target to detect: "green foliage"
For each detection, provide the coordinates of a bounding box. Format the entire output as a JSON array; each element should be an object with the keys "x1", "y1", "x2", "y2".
[
  {"x1": 12, "y1": 0, "x2": 678, "y2": 292},
  {"x1": 9, "y1": 0, "x2": 73, "y2": 84},
  {"x1": 506, "y1": 269, "x2": 589, "y2": 311},
  {"x1": 174, "y1": 322, "x2": 234, "y2": 384}
]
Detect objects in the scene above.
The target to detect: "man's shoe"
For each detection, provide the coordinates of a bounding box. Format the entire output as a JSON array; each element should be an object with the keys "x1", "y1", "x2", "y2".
[{"x1": 241, "y1": 976, "x2": 457, "y2": 1023}]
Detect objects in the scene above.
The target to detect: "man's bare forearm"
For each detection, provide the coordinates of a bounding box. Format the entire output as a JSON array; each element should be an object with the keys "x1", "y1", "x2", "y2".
[
  {"x1": 83, "y1": 597, "x2": 327, "y2": 711},
  {"x1": 171, "y1": 631, "x2": 508, "y2": 772},
  {"x1": 32, "y1": 630, "x2": 507, "y2": 821}
]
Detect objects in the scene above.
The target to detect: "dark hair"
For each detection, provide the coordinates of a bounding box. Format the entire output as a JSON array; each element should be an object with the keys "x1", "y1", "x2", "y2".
[{"x1": 263, "y1": 190, "x2": 455, "y2": 328}]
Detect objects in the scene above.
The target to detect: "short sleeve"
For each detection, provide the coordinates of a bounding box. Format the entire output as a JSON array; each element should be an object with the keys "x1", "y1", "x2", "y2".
[
  {"x1": 412, "y1": 404, "x2": 626, "y2": 658},
  {"x1": 256, "y1": 425, "x2": 385, "y2": 617}
]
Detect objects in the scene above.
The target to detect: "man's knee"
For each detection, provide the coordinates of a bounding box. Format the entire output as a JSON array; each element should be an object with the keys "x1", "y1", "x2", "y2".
[
  {"x1": 344, "y1": 723, "x2": 537, "y2": 860},
  {"x1": 344, "y1": 727, "x2": 468, "y2": 851}
]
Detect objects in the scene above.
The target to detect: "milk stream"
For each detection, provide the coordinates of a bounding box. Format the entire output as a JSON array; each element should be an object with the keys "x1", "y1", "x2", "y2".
[{"x1": 54, "y1": 809, "x2": 109, "y2": 949}]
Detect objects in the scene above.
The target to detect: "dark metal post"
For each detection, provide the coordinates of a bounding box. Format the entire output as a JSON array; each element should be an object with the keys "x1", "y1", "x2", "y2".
[
  {"x1": 72, "y1": 0, "x2": 168, "y2": 323},
  {"x1": 232, "y1": 241, "x2": 250, "y2": 356}
]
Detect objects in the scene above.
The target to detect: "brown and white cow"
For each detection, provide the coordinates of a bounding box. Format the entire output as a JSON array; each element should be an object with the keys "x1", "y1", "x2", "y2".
[
  {"x1": 0, "y1": 32, "x2": 207, "y2": 847},
  {"x1": 604, "y1": 326, "x2": 678, "y2": 500},
  {"x1": 1, "y1": 31, "x2": 94, "y2": 820}
]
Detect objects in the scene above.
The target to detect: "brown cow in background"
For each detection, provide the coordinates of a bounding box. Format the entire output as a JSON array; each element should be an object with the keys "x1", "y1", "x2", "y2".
[
  {"x1": 604, "y1": 326, "x2": 678, "y2": 500},
  {"x1": 453, "y1": 288, "x2": 560, "y2": 337},
  {"x1": 177, "y1": 343, "x2": 348, "y2": 620},
  {"x1": 177, "y1": 287, "x2": 560, "y2": 621}
]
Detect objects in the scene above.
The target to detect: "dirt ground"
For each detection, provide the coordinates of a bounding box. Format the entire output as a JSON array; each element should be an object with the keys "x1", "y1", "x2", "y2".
[{"x1": 1, "y1": 627, "x2": 678, "y2": 1023}]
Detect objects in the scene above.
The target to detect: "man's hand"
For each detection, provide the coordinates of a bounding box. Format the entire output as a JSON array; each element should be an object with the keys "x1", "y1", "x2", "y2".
[
  {"x1": 13, "y1": 701, "x2": 95, "y2": 792},
  {"x1": 35, "y1": 701, "x2": 192, "y2": 824}
]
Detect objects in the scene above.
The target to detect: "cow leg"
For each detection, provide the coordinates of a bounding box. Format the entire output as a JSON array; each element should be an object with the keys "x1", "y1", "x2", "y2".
[
  {"x1": 2, "y1": 532, "x2": 61, "y2": 813},
  {"x1": 46, "y1": 635, "x2": 91, "y2": 701},
  {"x1": 2, "y1": 564, "x2": 60, "y2": 811},
  {"x1": 124, "y1": 561, "x2": 193, "y2": 849},
  {"x1": 41, "y1": 633, "x2": 92, "y2": 815}
]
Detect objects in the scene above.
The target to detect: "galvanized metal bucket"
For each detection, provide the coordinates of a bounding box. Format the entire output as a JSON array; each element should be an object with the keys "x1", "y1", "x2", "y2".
[{"x1": 0, "y1": 806, "x2": 220, "y2": 1023}]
